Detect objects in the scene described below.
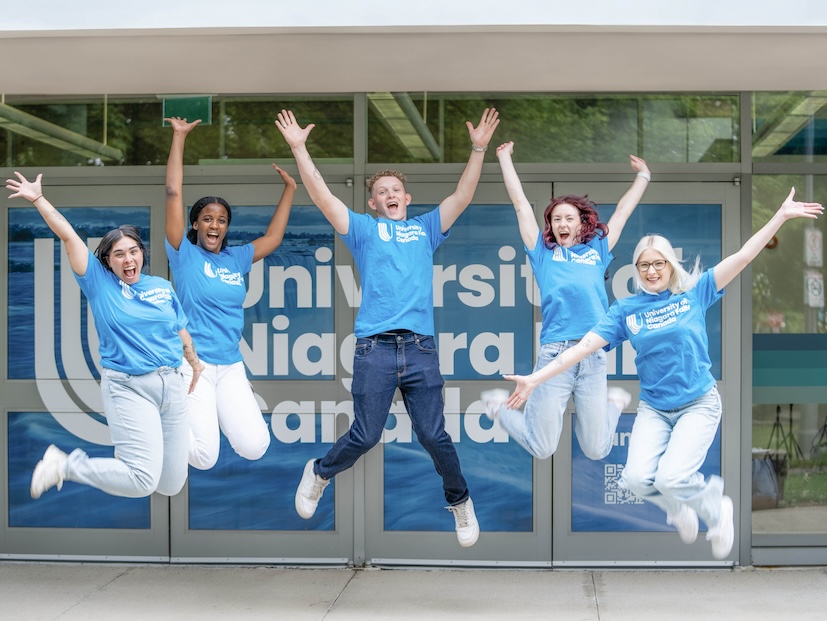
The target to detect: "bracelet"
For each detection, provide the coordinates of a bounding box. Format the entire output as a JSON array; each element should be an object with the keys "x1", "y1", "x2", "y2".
[
  {"x1": 471, "y1": 144, "x2": 488, "y2": 152},
  {"x1": 32, "y1": 195, "x2": 43, "y2": 202},
  {"x1": 636, "y1": 172, "x2": 651, "y2": 182}
]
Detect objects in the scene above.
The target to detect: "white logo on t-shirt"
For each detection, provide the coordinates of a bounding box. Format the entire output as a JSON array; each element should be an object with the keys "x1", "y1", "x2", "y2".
[
  {"x1": 120, "y1": 281, "x2": 136, "y2": 299},
  {"x1": 378, "y1": 222, "x2": 393, "y2": 242},
  {"x1": 626, "y1": 313, "x2": 643, "y2": 335},
  {"x1": 204, "y1": 262, "x2": 218, "y2": 278}
]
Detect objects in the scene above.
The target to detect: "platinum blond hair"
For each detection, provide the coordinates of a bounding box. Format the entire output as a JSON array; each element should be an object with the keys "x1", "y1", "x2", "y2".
[{"x1": 632, "y1": 234, "x2": 702, "y2": 295}]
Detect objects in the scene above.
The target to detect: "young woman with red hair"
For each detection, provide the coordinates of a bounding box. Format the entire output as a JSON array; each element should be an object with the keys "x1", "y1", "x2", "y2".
[{"x1": 482, "y1": 141, "x2": 650, "y2": 462}]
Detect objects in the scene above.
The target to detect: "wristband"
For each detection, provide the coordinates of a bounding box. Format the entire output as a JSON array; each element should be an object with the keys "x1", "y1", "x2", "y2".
[
  {"x1": 636, "y1": 172, "x2": 651, "y2": 182},
  {"x1": 471, "y1": 144, "x2": 488, "y2": 152},
  {"x1": 32, "y1": 195, "x2": 44, "y2": 202}
]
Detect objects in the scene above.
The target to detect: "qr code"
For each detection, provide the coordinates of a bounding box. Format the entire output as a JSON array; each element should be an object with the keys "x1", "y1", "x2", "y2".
[{"x1": 604, "y1": 463, "x2": 643, "y2": 505}]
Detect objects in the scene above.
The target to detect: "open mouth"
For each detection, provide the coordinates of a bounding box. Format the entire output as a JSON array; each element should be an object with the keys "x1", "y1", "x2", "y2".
[{"x1": 123, "y1": 266, "x2": 137, "y2": 280}]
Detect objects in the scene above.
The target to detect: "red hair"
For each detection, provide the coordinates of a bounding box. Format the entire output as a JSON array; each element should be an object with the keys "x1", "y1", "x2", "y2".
[{"x1": 542, "y1": 194, "x2": 608, "y2": 248}]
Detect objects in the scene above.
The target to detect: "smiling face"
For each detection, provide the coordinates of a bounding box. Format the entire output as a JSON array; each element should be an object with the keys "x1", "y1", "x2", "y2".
[
  {"x1": 108, "y1": 236, "x2": 144, "y2": 284},
  {"x1": 636, "y1": 248, "x2": 673, "y2": 293},
  {"x1": 549, "y1": 203, "x2": 582, "y2": 248},
  {"x1": 368, "y1": 175, "x2": 411, "y2": 221},
  {"x1": 192, "y1": 202, "x2": 230, "y2": 253}
]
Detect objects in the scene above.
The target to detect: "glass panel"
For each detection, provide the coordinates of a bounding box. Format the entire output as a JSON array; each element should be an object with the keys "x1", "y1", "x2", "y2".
[
  {"x1": 752, "y1": 403, "x2": 827, "y2": 535},
  {"x1": 752, "y1": 174, "x2": 827, "y2": 537},
  {"x1": 753, "y1": 91, "x2": 827, "y2": 163},
  {"x1": 0, "y1": 95, "x2": 354, "y2": 167},
  {"x1": 367, "y1": 93, "x2": 739, "y2": 164},
  {"x1": 752, "y1": 175, "x2": 827, "y2": 335}
]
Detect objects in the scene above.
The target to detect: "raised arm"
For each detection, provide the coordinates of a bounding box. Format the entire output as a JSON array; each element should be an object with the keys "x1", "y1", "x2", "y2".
[
  {"x1": 496, "y1": 141, "x2": 540, "y2": 250},
  {"x1": 164, "y1": 117, "x2": 202, "y2": 250},
  {"x1": 605, "y1": 155, "x2": 650, "y2": 250},
  {"x1": 275, "y1": 109, "x2": 350, "y2": 235},
  {"x1": 251, "y1": 165, "x2": 297, "y2": 262},
  {"x1": 179, "y1": 327, "x2": 205, "y2": 393},
  {"x1": 503, "y1": 331, "x2": 608, "y2": 409},
  {"x1": 438, "y1": 108, "x2": 500, "y2": 232},
  {"x1": 714, "y1": 187, "x2": 823, "y2": 290},
  {"x1": 6, "y1": 172, "x2": 89, "y2": 276}
]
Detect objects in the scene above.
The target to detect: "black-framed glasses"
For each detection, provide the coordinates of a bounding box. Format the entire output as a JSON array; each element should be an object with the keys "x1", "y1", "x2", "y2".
[{"x1": 636, "y1": 260, "x2": 668, "y2": 272}]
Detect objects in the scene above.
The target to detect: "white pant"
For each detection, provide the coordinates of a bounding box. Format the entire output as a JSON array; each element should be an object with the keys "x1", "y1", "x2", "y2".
[{"x1": 180, "y1": 360, "x2": 271, "y2": 470}]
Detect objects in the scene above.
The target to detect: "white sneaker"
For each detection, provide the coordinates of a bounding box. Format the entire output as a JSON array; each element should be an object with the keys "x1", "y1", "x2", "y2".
[
  {"x1": 607, "y1": 387, "x2": 632, "y2": 412},
  {"x1": 447, "y1": 497, "x2": 480, "y2": 547},
  {"x1": 30, "y1": 445, "x2": 68, "y2": 499},
  {"x1": 667, "y1": 504, "x2": 699, "y2": 544},
  {"x1": 295, "y1": 458, "x2": 329, "y2": 519},
  {"x1": 706, "y1": 495, "x2": 734, "y2": 559},
  {"x1": 480, "y1": 389, "x2": 510, "y2": 421}
]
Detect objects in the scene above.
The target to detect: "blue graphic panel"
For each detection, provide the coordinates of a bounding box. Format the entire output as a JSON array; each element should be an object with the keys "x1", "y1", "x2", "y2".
[
  {"x1": 602, "y1": 203, "x2": 723, "y2": 380},
  {"x1": 383, "y1": 413, "x2": 533, "y2": 532},
  {"x1": 8, "y1": 412, "x2": 150, "y2": 528},
  {"x1": 230, "y1": 205, "x2": 335, "y2": 380},
  {"x1": 571, "y1": 413, "x2": 721, "y2": 532},
  {"x1": 411, "y1": 203, "x2": 534, "y2": 380},
  {"x1": 188, "y1": 414, "x2": 334, "y2": 530}
]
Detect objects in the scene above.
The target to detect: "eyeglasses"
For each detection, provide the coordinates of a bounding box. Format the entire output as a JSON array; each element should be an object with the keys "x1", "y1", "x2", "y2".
[{"x1": 636, "y1": 260, "x2": 668, "y2": 272}]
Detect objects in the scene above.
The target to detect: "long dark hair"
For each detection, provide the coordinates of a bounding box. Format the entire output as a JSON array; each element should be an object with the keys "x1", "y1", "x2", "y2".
[
  {"x1": 542, "y1": 194, "x2": 608, "y2": 249},
  {"x1": 94, "y1": 225, "x2": 149, "y2": 274},
  {"x1": 187, "y1": 196, "x2": 232, "y2": 249}
]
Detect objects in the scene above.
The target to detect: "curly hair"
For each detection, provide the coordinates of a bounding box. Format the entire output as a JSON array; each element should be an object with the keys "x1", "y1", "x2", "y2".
[
  {"x1": 365, "y1": 170, "x2": 407, "y2": 194},
  {"x1": 541, "y1": 195, "x2": 608, "y2": 248}
]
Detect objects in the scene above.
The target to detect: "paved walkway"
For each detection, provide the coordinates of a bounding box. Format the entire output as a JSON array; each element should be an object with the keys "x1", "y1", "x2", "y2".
[{"x1": 1, "y1": 562, "x2": 826, "y2": 620}]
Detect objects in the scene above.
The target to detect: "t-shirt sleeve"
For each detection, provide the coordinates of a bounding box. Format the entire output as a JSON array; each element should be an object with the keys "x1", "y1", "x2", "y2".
[
  {"x1": 426, "y1": 208, "x2": 449, "y2": 250},
  {"x1": 171, "y1": 288, "x2": 188, "y2": 331},
  {"x1": 232, "y1": 242, "x2": 256, "y2": 273},
  {"x1": 591, "y1": 303, "x2": 627, "y2": 350},
  {"x1": 696, "y1": 268, "x2": 725, "y2": 308},
  {"x1": 341, "y1": 210, "x2": 366, "y2": 253},
  {"x1": 73, "y1": 249, "x2": 104, "y2": 298},
  {"x1": 594, "y1": 233, "x2": 614, "y2": 267}
]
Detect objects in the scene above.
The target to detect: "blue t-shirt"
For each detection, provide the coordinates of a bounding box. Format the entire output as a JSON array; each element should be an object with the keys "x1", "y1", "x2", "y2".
[
  {"x1": 341, "y1": 209, "x2": 447, "y2": 337},
  {"x1": 592, "y1": 269, "x2": 724, "y2": 410},
  {"x1": 165, "y1": 238, "x2": 254, "y2": 365},
  {"x1": 528, "y1": 233, "x2": 613, "y2": 344},
  {"x1": 75, "y1": 249, "x2": 188, "y2": 375}
]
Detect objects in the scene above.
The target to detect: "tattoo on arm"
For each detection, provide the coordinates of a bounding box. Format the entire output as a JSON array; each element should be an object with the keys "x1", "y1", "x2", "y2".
[
  {"x1": 312, "y1": 167, "x2": 322, "y2": 181},
  {"x1": 48, "y1": 208, "x2": 68, "y2": 224}
]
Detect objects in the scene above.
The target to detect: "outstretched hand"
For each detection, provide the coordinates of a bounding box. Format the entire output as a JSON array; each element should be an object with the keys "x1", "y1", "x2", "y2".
[
  {"x1": 779, "y1": 187, "x2": 824, "y2": 221},
  {"x1": 467, "y1": 108, "x2": 500, "y2": 149},
  {"x1": 275, "y1": 109, "x2": 315, "y2": 149},
  {"x1": 165, "y1": 117, "x2": 201, "y2": 135},
  {"x1": 272, "y1": 164, "x2": 298, "y2": 190},
  {"x1": 496, "y1": 141, "x2": 514, "y2": 158},
  {"x1": 629, "y1": 154, "x2": 649, "y2": 175},
  {"x1": 501, "y1": 373, "x2": 536, "y2": 410},
  {"x1": 6, "y1": 171, "x2": 42, "y2": 202}
]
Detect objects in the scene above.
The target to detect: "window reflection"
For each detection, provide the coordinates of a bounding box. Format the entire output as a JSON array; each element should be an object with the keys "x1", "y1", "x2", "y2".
[
  {"x1": 0, "y1": 96, "x2": 354, "y2": 167},
  {"x1": 752, "y1": 403, "x2": 827, "y2": 535},
  {"x1": 367, "y1": 93, "x2": 739, "y2": 164}
]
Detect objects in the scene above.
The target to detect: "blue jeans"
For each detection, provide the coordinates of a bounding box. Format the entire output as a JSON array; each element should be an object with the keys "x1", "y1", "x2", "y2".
[
  {"x1": 65, "y1": 366, "x2": 190, "y2": 497},
  {"x1": 315, "y1": 332, "x2": 469, "y2": 506},
  {"x1": 497, "y1": 341, "x2": 618, "y2": 459},
  {"x1": 620, "y1": 386, "x2": 724, "y2": 528}
]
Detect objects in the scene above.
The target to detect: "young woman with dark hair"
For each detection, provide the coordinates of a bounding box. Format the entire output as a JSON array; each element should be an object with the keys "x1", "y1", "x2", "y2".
[
  {"x1": 6, "y1": 172, "x2": 203, "y2": 499},
  {"x1": 164, "y1": 117, "x2": 296, "y2": 470}
]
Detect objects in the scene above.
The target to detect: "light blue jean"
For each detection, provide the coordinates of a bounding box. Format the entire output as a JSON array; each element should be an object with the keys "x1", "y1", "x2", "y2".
[
  {"x1": 497, "y1": 341, "x2": 620, "y2": 460},
  {"x1": 65, "y1": 366, "x2": 190, "y2": 497},
  {"x1": 620, "y1": 386, "x2": 724, "y2": 528}
]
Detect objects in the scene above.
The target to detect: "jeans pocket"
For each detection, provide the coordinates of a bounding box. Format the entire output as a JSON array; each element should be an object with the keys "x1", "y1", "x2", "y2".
[
  {"x1": 415, "y1": 335, "x2": 437, "y2": 353},
  {"x1": 103, "y1": 368, "x2": 132, "y2": 382},
  {"x1": 354, "y1": 338, "x2": 375, "y2": 357}
]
